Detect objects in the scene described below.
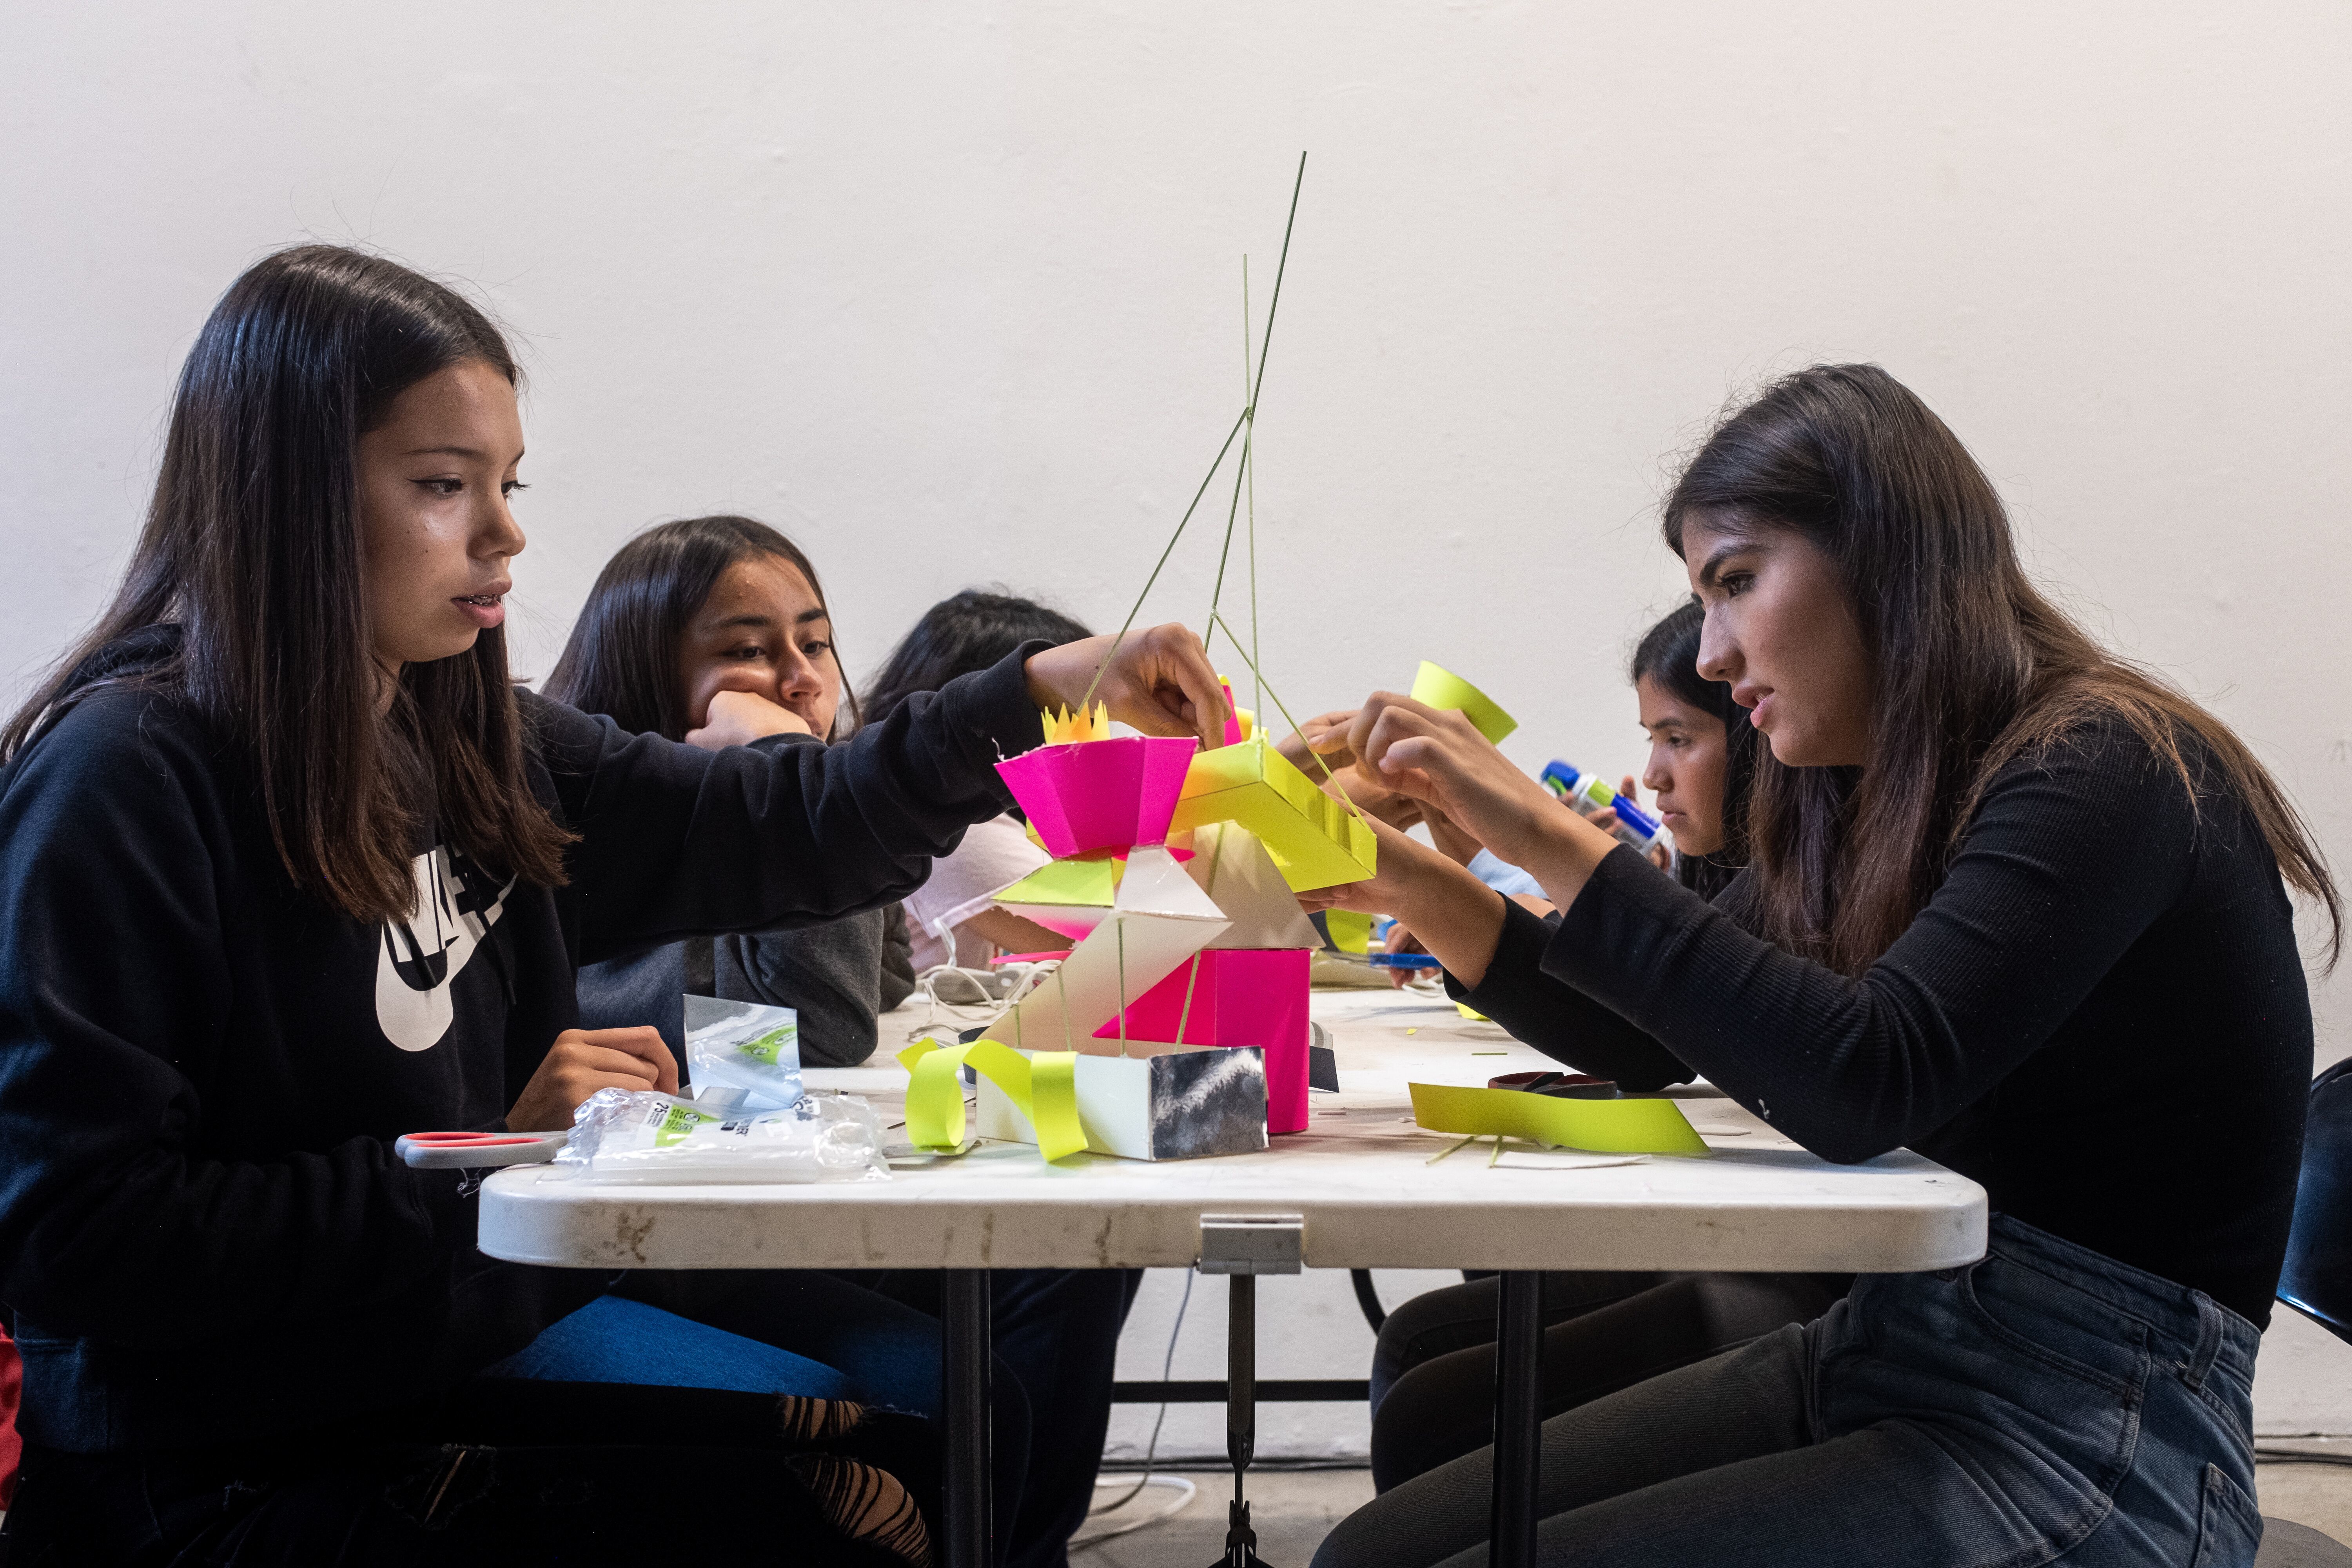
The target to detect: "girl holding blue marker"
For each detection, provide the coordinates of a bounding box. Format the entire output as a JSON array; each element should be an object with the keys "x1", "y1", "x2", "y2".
[
  {"x1": 1308, "y1": 364, "x2": 2333, "y2": 1568},
  {"x1": 1361, "y1": 598, "x2": 1827, "y2": 1493}
]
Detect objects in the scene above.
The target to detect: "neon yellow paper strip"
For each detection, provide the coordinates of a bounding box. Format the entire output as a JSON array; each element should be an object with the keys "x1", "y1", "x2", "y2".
[
  {"x1": 1410, "y1": 662, "x2": 1518, "y2": 744},
  {"x1": 994, "y1": 857, "x2": 1120, "y2": 909},
  {"x1": 1408, "y1": 1082, "x2": 1709, "y2": 1155},
  {"x1": 897, "y1": 1038, "x2": 1089, "y2": 1162}
]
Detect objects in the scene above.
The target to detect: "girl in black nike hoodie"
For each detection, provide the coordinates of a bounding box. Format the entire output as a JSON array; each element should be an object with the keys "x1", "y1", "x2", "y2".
[{"x1": 0, "y1": 244, "x2": 1223, "y2": 1565}]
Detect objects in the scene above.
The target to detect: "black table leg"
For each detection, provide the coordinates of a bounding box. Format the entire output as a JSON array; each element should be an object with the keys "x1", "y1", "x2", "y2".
[
  {"x1": 1216, "y1": 1273, "x2": 1268, "y2": 1568},
  {"x1": 1488, "y1": 1270, "x2": 1543, "y2": 1568},
  {"x1": 943, "y1": 1268, "x2": 994, "y2": 1568}
]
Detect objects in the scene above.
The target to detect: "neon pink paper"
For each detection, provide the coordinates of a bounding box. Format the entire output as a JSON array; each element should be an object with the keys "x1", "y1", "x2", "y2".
[
  {"x1": 995, "y1": 736, "x2": 1198, "y2": 858},
  {"x1": 1094, "y1": 949, "x2": 1310, "y2": 1134}
]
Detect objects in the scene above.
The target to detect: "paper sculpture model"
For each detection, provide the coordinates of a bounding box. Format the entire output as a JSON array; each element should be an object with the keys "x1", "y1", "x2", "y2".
[
  {"x1": 902, "y1": 153, "x2": 1366, "y2": 1162},
  {"x1": 958, "y1": 721, "x2": 1333, "y2": 1160}
]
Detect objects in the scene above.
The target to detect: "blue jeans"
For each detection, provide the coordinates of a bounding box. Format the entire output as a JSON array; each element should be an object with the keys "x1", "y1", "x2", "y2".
[{"x1": 1313, "y1": 1216, "x2": 2265, "y2": 1568}]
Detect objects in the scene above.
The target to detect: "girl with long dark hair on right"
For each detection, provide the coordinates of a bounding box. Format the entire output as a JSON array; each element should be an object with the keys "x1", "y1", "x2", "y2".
[
  {"x1": 0, "y1": 244, "x2": 1226, "y2": 1564},
  {"x1": 1363, "y1": 598, "x2": 1854, "y2": 1495},
  {"x1": 1307, "y1": 364, "x2": 2331, "y2": 1568}
]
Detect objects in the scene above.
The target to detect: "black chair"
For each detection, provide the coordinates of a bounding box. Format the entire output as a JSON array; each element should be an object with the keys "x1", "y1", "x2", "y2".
[
  {"x1": 2281, "y1": 1058, "x2": 2352, "y2": 1341},
  {"x1": 2259, "y1": 1058, "x2": 2352, "y2": 1566}
]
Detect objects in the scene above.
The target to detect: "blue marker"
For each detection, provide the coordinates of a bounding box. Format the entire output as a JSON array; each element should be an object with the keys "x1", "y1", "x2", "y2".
[
  {"x1": 1540, "y1": 760, "x2": 1664, "y2": 853},
  {"x1": 1369, "y1": 916, "x2": 1442, "y2": 970}
]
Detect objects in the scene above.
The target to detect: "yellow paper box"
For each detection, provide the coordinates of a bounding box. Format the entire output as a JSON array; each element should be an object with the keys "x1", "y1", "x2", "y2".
[
  {"x1": 1167, "y1": 736, "x2": 1376, "y2": 892},
  {"x1": 1411, "y1": 662, "x2": 1518, "y2": 745}
]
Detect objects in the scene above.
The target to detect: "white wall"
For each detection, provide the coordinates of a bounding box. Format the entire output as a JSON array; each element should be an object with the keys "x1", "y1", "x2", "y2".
[{"x1": 7, "y1": 2, "x2": 2351, "y2": 1441}]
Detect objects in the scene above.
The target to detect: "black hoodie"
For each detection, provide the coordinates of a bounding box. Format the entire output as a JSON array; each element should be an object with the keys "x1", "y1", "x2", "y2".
[{"x1": 0, "y1": 629, "x2": 1042, "y2": 1453}]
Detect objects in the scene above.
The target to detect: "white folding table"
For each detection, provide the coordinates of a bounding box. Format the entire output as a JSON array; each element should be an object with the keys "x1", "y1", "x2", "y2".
[{"x1": 479, "y1": 992, "x2": 1987, "y2": 1568}]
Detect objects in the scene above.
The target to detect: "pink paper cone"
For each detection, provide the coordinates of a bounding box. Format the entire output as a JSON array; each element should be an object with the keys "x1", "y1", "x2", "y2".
[{"x1": 996, "y1": 736, "x2": 1197, "y2": 858}]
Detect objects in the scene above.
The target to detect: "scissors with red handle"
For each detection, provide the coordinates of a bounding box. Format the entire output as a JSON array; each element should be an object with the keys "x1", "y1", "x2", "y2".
[{"x1": 395, "y1": 1130, "x2": 569, "y2": 1169}]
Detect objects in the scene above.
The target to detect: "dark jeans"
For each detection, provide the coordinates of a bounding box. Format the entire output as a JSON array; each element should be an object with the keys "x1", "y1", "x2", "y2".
[
  {"x1": 1318, "y1": 1216, "x2": 2267, "y2": 1568},
  {"x1": 7, "y1": 1379, "x2": 927, "y2": 1567},
  {"x1": 1368, "y1": 1269, "x2": 1849, "y2": 1490}
]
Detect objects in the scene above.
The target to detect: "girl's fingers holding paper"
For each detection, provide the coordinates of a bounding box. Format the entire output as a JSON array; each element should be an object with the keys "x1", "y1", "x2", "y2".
[
  {"x1": 573, "y1": 1026, "x2": 680, "y2": 1095},
  {"x1": 507, "y1": 1027, "x2": 680, "y2": 1130},
  {"x1": 1277, "y1": 709, "x2": 1361, "y2": 775}
]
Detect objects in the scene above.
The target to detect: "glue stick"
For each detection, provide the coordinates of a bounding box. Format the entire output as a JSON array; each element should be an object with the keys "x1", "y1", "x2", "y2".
[{"x1": 1540, "y1": 761, "x2": 1664, "y2": 853}]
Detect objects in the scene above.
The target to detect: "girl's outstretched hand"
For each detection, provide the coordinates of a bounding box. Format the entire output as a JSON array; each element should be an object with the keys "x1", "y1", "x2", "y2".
[
  {"x1": 1276, "y1": 708, "x2": 1426, "y2": 831},
  {"x1": 1344, "y1": 693, "x2": 1569, "y2": 867},
  {"x1": 1347, "y1": 692, "x2": 1622, "y2": 913},
  {"x1": 1024, "y1": 624, "x2": 1230, "y2": 749}
]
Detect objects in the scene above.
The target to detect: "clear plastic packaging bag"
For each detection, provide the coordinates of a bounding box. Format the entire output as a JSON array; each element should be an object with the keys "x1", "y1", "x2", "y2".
[
  {"x1": 683, "y1": 995, "x2": 804, "y2": 1111},
  {"x1": 553, "y1": 1087, "x2": 888, "y2": 1184}
]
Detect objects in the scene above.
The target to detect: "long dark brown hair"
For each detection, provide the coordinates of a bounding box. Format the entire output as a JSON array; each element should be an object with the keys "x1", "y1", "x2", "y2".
[
  {"x1": 1663, "y1": 363, "x2": 2338, "y2": 974},
  {"x1": 542, "y1": 515, "x2": 851, "y2": 743},
  {"x1": 1, "y1": 244, "x2": 572, "y2": 922}
]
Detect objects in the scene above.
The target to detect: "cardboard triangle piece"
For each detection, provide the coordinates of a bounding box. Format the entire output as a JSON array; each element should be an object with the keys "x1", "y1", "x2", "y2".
[
  {"x1": 1185, "y1": 822, "x2": 1321, "y2": 950},
  {"x1": 984, "y1": 846, "x2": 1229, "y2": 1056}
]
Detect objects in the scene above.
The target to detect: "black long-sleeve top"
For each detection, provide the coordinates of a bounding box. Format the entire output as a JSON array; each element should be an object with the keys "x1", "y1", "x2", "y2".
[
  {"x1": 1453, "y1": 717, "x2": 2312, "y2": 1327},
  {"x1": 578, "y1": 732, "x2": 921, "y2": 1068},
  {"x1": 0, "y1": 629, "x2": 1044, "y2": 1452}
]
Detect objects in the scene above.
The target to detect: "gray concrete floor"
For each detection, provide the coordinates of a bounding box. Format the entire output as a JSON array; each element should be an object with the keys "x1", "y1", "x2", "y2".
[
  {"x1": 1070, "y1": 1455, "x2": 2352, "y2": 1566},
  {"x1": 1073, "y1": 1469, "x2": 1374, "y2": 1568},
  {"x1": 2258, "y1": 1441, "x2": 2352, "y2": 1552}
]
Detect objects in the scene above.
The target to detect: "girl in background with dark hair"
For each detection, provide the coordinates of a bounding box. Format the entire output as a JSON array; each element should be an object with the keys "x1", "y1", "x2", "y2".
[
  {"x1": 870, "y1": 589, "x2": 1096, "y2": 976},
  {"x1": 1310, "y1": 363, "x2": 2330, "y2": 1568},
  {"x1": 1624, "y1": 595, "x2": 1758, "y2": 899},
  {"x1": 546, "y1": 515, "x2": 915, "y2": 1067},
  {"x1": 0, "y1": 243, "x2": 1226, "y2": 1565},
  {"x1": 543, "y1": 547, "x2": 1131, "y2": 1568},
  {"x1": 1362, "y1": 597, "x2": 1842, "y2": 1493}
]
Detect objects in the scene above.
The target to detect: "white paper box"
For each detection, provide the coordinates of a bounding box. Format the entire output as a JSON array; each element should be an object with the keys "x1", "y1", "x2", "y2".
[{"x1": 974, "y1": 1044, "x2": 1269, "y2": 1161}]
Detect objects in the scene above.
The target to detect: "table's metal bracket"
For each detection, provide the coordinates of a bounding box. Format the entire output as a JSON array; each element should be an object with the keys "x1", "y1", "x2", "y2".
[{"x1": 1197, "y1": 1213, "x2": 1304, "y2": 1275}]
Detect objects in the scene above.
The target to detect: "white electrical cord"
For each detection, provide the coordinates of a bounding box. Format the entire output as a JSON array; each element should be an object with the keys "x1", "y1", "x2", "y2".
[
  {"x1": 1071, "y1": 1474, "x2": 1198, "y2": 1549},
  {"x1": 905, "y1": 957, "x2": 1057, "y2": 1042},
  {"x1": 1070, "y1": 1270, "x2": 1197, "y2": 1551}
]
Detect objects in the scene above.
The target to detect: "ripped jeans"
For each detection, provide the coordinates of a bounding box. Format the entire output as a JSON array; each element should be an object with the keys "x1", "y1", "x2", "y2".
[{"x1": 1313, "y1": 1215, "x2": 2266, "y2": 1568}]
